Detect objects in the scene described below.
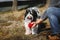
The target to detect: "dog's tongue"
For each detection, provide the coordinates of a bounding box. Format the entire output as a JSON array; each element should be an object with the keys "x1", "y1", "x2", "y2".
[
  {"x1": 27, "y1": 16, "x2": 32, "y2": 19},
  {"x1": 28, "y1": 22, "x2": 34, "y2": 29}
]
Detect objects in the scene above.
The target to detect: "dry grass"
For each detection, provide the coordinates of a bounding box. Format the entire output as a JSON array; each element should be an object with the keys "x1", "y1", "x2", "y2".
[{"x1": 0, "y1": 10, "x2": 49, "y2": 40}]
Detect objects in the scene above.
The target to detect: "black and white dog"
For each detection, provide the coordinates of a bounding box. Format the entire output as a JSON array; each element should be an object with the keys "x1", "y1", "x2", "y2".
[{"x1": 24, "y1": 7, "x2": 46, "y2": 35}]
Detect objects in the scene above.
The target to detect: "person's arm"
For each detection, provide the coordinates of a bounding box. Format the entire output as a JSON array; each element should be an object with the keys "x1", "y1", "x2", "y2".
[
  {"x1": 32, "y1": 11, "x2": 48, "y2": 28},
  {"x1": 35, "y1": 18, "x2": 43, "y2": 24},
  {"x1": 36, "y1": 11, "x2": 48, "y2": 23},
  {"x1": 32, "y1": 18, "x2": 43, "y2": 28}
]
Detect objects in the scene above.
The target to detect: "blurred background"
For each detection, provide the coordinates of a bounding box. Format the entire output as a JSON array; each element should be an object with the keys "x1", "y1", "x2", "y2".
[{"x1": 0, "y1": 0, "x2": 47, "y2": 11}]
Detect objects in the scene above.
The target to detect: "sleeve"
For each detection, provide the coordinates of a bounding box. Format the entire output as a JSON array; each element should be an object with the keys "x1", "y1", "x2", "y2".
[{"x1": 40, "y1": 11, "x2": 48, "y2": 21}]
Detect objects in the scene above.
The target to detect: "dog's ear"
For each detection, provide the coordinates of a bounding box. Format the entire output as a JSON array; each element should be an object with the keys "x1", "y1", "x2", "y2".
[
  {"x1": 32, "y1": 10, "x2": 38, "y2": 17},
  {"x1": 31, "y1": 10, "x2": 38, "y2": 21},
  {"x1": 24, "y1": 10, "x2": 28, "y2": 17},
  {"x1": 24, "y1": 9, "x2": 29, "y2": 19},
  {"x1": 33, "y1": 9, "x2": 41, "y2": 19}
]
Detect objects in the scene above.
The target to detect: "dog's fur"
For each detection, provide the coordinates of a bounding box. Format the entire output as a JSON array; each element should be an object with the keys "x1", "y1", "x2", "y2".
[{"x1": 24, "y1": 7, "x2": 46, "y2": 35}]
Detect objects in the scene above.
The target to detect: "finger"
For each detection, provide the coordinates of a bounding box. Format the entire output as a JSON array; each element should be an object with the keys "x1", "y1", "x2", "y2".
[
  {"x1": 32, "y1": 23, "x2": 36, "y2": 28},
  {"x1": 31, "y1": 22, "x2": 35, "y2": 24}
]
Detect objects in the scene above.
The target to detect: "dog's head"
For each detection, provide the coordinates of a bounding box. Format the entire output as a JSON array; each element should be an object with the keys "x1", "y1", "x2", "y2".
[{"x1": 24, "y1": 7, "x2": 41, "y2": 22}]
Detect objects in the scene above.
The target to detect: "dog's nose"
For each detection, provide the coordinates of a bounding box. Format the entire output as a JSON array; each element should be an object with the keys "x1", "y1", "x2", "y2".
[{"x1": 27, "y1": 16, "x2": 32, "y2": 20}]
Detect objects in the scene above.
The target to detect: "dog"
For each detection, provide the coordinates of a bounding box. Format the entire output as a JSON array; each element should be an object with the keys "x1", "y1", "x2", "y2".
[{"x1": 24, "y1": 7, "x2": 46, "y2": 35}]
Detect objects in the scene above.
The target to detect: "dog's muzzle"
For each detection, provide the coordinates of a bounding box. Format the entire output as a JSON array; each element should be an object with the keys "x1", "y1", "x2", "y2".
[{"x1": 27, "y1": 16, "x2": 32, "y2": 20}]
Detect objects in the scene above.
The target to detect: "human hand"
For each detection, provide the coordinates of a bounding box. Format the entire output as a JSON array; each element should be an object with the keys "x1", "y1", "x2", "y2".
[
  {"x1": 31, "y1": 19, "x2": 43, "y2": 28},
  {"x1": 31, "y1": 22, "x2": 37, "y2": 28}
]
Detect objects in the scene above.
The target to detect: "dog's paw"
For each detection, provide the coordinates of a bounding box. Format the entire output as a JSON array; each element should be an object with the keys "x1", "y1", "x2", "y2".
[{"x1": 25, "y1": 31, "x2": 32, "y2": 35}]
